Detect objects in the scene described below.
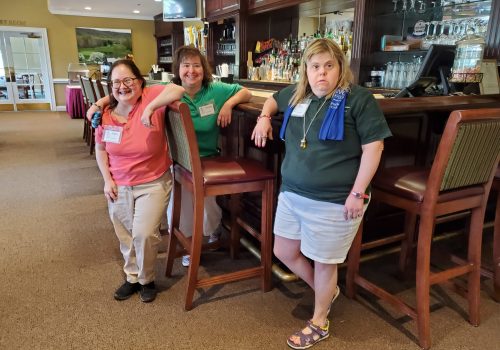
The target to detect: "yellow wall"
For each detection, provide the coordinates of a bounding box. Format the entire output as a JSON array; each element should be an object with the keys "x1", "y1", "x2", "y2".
[{"x1": 2, "y1": 0, "x2": 157, "y2": 106}]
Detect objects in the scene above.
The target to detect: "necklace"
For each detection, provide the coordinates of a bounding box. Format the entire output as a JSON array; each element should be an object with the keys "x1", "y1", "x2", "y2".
[{"x1": 300, "y1": 98, "x2": 328, "y2": 149}]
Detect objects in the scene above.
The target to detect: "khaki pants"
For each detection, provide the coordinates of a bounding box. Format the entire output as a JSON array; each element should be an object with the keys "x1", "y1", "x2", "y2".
[
  {"x1": 108, "y1": 171, "x2": 172, "y2": 284},
  {"x1": 167, "y1": 187, "x2": 222, "y2": 238}
]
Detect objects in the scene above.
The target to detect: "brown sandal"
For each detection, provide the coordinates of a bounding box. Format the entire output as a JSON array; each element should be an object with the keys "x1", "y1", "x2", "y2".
[{"x1": 287, "y1": 320, "x2": 330, "y2": 349}]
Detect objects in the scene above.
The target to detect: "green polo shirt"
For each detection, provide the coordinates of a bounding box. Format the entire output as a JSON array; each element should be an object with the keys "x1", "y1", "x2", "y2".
[
  {"x1": 273, "y1": 84, "x2": 392, "y2": 204},
  {"x1": 181, "y1": 81, "x2": 242, "y2": 157}
]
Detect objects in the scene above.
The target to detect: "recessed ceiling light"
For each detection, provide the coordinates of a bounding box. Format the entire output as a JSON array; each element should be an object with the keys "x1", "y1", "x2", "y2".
[
  {"x1": 84, "y1": 6, "x2": 92, "y2": 10},
  {"x1": 155, "y1": 0, "x2": 162, "y2": 2},
  {"x1": 133, "y1": 10, "x2": 141, "y2": 13}
]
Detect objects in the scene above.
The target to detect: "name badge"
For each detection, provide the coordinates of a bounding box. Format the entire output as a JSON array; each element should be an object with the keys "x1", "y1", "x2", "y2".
[
  {"x1": 291, "y1": 99, "x2": 311, "y2": 117},
  {"x1": 199, "y1": 103, "x2": 215, "y2": 117},
  {"x1": 103, "y1": 125, "x2": 123, "y2": 144}
]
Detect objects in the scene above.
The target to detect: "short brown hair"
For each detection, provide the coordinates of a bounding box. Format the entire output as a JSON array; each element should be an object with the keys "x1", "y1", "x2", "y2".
[{"x1": 171, "y1": 45, "x2": 212, "y2": 87}]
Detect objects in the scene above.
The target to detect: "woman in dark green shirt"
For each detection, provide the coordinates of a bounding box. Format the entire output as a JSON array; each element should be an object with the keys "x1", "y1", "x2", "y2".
[{"x1": 252, "y1": 38, "x2": 392, "y2": 349}]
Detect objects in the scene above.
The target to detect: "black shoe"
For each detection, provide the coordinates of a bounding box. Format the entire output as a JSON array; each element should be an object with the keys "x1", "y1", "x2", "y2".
[
  {"x1": 114, "y1": 281, "x2": 140, "y2": 300},
  {"x1": 139, "y1": 282, "x2": 157, "y2": 303}
]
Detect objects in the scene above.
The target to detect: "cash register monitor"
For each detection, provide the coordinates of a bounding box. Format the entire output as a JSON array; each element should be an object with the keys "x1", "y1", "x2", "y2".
[{"x1": 396, "y1": 44, "x2": 456, "y2": 97}]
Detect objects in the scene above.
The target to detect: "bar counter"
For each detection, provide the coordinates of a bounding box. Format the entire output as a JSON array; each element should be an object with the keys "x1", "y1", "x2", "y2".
[
  {"x1": 237, "y1": 92, "x2": 500, "y2": 117},
  {"x1": 227, "y1": 92, "x2": 500, "y2": 236}
]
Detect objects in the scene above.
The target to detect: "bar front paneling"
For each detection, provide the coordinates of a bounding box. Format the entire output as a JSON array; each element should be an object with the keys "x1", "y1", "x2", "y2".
[{"x1": 230, "y1": 93, "x2": 500, "y2": 234}]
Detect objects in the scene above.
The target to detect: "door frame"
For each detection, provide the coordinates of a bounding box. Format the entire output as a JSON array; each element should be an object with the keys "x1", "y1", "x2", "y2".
[{"x1": 0, "y1": 26, "x2": 56, "y2": 111}]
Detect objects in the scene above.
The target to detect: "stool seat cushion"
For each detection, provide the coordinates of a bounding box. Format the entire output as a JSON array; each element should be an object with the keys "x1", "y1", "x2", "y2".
[
  {"x1": 176, "y1": 157, "x2": 275, "y2": 185},
  {"x1": 374, "y1": 166, "x2": 484, "y2": 203},
  {"x1": 201, "y1": 157, "x2": 275, "y2": 185},
  {"x1": 492, "y1": 167, "x2": 500, "y2": 190}
]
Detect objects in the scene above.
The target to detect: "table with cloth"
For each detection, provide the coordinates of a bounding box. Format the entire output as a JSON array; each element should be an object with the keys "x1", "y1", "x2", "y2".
[{"x1": 65, "y1": 85, "x2": 86, "y2": 119}]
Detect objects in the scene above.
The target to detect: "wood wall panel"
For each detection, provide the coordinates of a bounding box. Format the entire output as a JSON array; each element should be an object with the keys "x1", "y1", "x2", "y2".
[{"x1": 485, "y1": 0, "x2": 500, "y2": 58}]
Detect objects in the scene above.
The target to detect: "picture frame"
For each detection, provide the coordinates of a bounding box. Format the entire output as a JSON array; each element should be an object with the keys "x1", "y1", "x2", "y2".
[{"x1": 479, "y1": 59, "x2": 500, "y2": 95}]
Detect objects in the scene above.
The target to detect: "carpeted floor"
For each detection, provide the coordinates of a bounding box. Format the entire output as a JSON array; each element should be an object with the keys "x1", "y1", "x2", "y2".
[{"x1": 0, "y1": 111, "x2": 499, "y2": 350}]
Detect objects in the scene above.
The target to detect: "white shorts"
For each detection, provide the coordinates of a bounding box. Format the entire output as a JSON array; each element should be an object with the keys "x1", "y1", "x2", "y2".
[{"x1": 274, "y1": 191, "x2": 367, "y2": 264}]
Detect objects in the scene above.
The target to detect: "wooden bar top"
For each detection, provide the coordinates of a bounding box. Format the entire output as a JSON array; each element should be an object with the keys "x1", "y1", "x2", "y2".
[
  {"x1": 377, "y1": 94, "x2": 500, "y2": 115},
  {"x1": 238, "y1": 93, "x2": 500, "y2": 117}
]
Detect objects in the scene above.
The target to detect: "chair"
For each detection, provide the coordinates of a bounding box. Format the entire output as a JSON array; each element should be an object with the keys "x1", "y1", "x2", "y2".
[
  {"x1": 78, "y1": 75, "x2": 89, "y2": 142},
  {"x1": 346, "y1": 108, "x2": 500, "y2": 349},
  {"x1": 92, "y1": 79, "x2": 106, "y2": 100},
  {"x1": 481, "y1": 168, "x2": 500, "y2": 302},
  {"x1": 164, "y1": 101, "x2": 275, "y2": 310},
  {"x1": 80, "y1": 76, "x2": 97, "y2": 155},
  {"x1": 100, "y1": 80, "x2": 112, "y2": 96},
  {"x1": 20, "y1": 74, "x2": 35, "y2": 99}
]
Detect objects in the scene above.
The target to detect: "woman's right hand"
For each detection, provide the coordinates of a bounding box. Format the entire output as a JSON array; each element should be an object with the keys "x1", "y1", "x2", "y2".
[
  {"x1": 86, "y1": 103, "x2": 100, "y2": 121},
  {"x1": 251, "y1": 117, "x2": 273, "y2": 148},
  {"x1": 104, "y1": 179, "x2": 118, "y2": 202}
]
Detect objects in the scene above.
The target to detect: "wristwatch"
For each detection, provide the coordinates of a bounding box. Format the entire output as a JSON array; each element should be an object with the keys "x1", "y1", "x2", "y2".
[{"x1": 351, "y1": 191, "x2": 369, "y2": 199}]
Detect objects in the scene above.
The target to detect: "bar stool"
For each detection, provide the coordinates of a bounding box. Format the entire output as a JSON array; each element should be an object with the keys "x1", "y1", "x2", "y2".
[
  {"x1": 80, "y1": 76, "x2": 98, "y2": 155},
  {"x1": 100, "y1": 80, "x2": 112, "y2": 96},
  {"x1": 481, "y1": 168, "x2": 500, "y2": 301},
  {"x1": 92, "y1": 79, "x2": 106, "y2": 100},
  {"x1": 78, "y1": 76, "x2": 90, "y2": 142},
  {"x1": 346, "y1": 108, "x2": 500, "y2": 349},
  {"x1": 164, "y1": 101, "x2": 275, "y2": 310}
]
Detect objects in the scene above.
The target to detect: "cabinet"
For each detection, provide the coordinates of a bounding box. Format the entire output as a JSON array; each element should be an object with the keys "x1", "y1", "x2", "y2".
[
  {"x1": 247, "y1": 0, "x2": 304, "y2": 13},
  {"x1": 205, "y1": 0, "x2": 240, "y2": 20},
  {"x1": 154, "y1": 14, "x2": 184, "y2": 71},
  {"x1": 207, "y1": 18, "x2": 240, "y2": 77},
  {"x1": 248, "y1": 0, "x2": 281, "y2": 9},
  {"x1": 356, "y1": 0, "x2": 493, "y2": 89}
]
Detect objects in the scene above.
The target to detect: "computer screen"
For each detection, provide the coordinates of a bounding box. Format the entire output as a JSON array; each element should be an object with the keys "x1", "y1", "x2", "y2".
[
  {"x1": 163, "y1": 0, "x2": 198, "y2": 21},
  {"x1": 397, "y1": 44, "x2": 456, "y2": 97}
]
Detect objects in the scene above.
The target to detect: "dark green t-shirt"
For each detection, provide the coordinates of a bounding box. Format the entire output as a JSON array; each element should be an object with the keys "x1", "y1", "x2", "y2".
[
  {"x1": 273, "y1": 84, "x2": 392, "y2": 204},
  {"x1": 181, "y1": 81, "x2": 242, "y2": 157}
]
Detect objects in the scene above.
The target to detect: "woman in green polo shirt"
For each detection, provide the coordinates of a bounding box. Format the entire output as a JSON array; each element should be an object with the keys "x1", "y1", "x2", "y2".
[
  {"x1": 252, "y1": 39, "x2": 392, "y2": 349},
  {"x1": 170, "y1": 46, "x2": 252, "y2": 267}
]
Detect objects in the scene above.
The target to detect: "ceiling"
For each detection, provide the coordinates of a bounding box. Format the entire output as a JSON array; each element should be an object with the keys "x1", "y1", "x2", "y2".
[
  {"x1": 47, "y1": 0, "x2": 355, "y2": 21},
  {"x1": 47, "y1": 0, "x2": 164, "y2": 20}
]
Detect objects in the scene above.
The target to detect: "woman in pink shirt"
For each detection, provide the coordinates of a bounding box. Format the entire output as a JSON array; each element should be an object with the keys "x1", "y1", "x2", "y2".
[{"x1": 94, "y1": 59, "x2": 184, "y2": 303}]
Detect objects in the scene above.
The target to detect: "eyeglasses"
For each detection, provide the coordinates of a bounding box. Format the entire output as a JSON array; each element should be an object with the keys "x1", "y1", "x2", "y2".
[{"x1": 111, "y1": 77, "x2": 137, "y2": 88}]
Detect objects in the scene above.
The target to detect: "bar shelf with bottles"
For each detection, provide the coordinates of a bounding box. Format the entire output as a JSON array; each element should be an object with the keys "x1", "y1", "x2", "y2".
[
  {"x1": 216, "y1": 39, "x2": 237, "y2": 56},
  {"x1": 247, "y1": 29, "x2": 353, "y2": 84},
  {"x1": 209, "y1": 18, "x2": 238, "y2": 79},
  {"x1": 158, "y1": 37, "x2": 173, "y2": 64},
  {"x1": 363, "y1": 0, "x2": 492, "y2": 92}
]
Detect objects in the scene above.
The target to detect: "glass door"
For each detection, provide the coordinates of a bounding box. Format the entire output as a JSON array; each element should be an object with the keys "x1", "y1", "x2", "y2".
[
  {"x1": 0, "y1": 28, "x2": 53, "y2": 111},
  {"x1": 0, "y1": 36, "x2": 14, "y2": 111}
]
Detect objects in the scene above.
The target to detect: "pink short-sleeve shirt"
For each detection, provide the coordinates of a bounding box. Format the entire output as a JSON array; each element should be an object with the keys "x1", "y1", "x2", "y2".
[{"x1": 95, "y1": 84, "x2": 171, "y2": 186}]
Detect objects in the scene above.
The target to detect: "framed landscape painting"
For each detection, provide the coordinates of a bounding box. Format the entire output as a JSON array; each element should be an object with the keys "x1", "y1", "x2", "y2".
[{"x1": 75, "y1": 27, "x2": 132, "y2": 64}]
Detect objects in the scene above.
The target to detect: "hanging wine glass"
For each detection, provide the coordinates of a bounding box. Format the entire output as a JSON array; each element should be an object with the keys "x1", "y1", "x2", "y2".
[
  {"x1": 392, "y1": 0, "x2": 399, "y2": 13},
  {"x1": 418, "y1": 0, "x2": 427, "y2": 13},
  {"x1": 410, "y1": 0, "x2": 417, "y2": 12}
]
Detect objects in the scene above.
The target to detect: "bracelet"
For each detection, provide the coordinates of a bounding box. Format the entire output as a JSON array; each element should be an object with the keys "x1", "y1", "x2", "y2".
[
  {"x1": 257, "y1": 114, "x2": 271, "y2": 122},
  {"x1": 92, "y1": 103, "x2": 102, "y2": 111},
  {"x1": 351, "y1": 191, "x2": 369, "y2": 199}
]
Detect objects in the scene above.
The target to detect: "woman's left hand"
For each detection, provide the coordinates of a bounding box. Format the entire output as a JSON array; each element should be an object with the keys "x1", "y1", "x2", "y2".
[
  {"x1": 140, "y1": 106, "x2": 154, "y2": 127},
  {"x1": 343, "y1": 196, "x2": 365, "y2": 220},
  {"x1": 217, "y1": 104, "x2": 232, "y2": 127}
]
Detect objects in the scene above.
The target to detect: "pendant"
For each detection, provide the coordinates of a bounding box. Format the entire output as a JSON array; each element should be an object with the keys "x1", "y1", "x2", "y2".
[{"x1": 300, "y1": 138, "x2": 307, "y2": 149}]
